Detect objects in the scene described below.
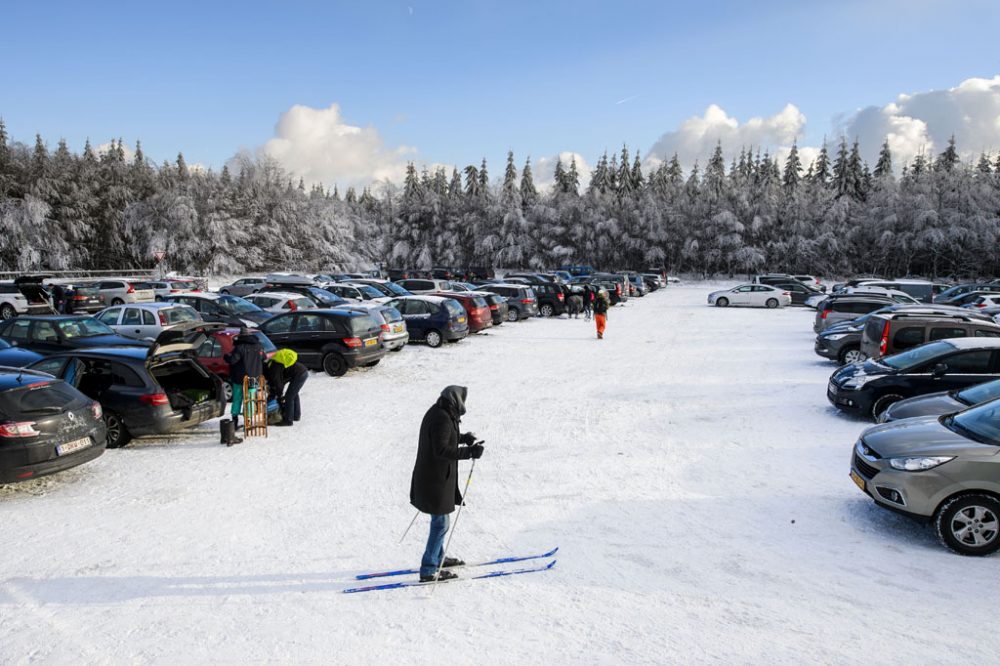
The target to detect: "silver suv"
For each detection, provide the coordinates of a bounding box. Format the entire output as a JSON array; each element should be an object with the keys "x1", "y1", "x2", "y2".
[{"x1": 850, "y1": 398, "x2": 1000, "y2": 555}]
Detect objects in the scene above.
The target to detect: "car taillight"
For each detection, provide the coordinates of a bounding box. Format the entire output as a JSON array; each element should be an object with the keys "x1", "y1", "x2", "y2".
[
  {"x1": 521, "y1": 298, "x2": 533, "y2": 304},
  {"x1": 92, "y1": 402, "x2": 103, "y2": 419},
  {"x1": 381, "y1": 323, "x2": 390, "y2": 332},
  {"x1": 489, "y1": 304, "x2": 498, "y2": 310},
  {"x1": 73, "y1": 295, "x2": 87, "y2": 301},
  {"x1": 977, "y1": 303, "x2": 986, "y2": 308},
  {"x1": 344, "y1": 337, "x2": 362, "y2": 348},
  {"x1": 0, "y1": 421, "x2": 39, "y2": 438},
  {"x1": 879, "y1": 321, "x2": 890, "y2": 356},
  {"x1": 288, "y1": 301, "x2": 297, "y2": 311},
  {"x1": 127, "y1": 284, "x2": 135, "y2": 294},
  {"x1": 557, "y1": 293, "x2": 564, "y2": 301},
  {"x1": 820, "y1": 309, "x2": 831, "y2": 319},
  {"x1": 783, "y1": 291, "x2": 791, "y2": 296},
  {"x1": 139, "y1": 393, "x2": 170, "y2": 406}
]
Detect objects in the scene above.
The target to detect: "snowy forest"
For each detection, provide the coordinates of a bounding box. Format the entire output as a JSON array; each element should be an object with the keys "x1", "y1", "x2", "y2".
[{"x1": 1, "y1": 119, "x2": 998, "y2": 279}]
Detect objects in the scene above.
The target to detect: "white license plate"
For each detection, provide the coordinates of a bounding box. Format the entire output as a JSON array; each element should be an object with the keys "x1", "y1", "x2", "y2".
[{"x1": 56, "y1": 437, "x2": 91, "y2": 456}]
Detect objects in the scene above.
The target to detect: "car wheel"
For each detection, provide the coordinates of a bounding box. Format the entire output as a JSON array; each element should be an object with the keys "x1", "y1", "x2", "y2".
[
  {"x1": 322, "y1": 353, "x2": 348, "y2": 377},
  {"x1": 223, "y1": 382, "x2": 233, "y2": 402},
  {"x1": 111, "y1": 298, "x2": 125, "y2": 306},
  {"x1": 936, "y1": 494, "x2": 1000, "y2": 556},
  {"x1": 0, "y1": 303, "x2": 15, "y2": 320},
  {"x1": 765, "y1": 298, "x2": 779, "y2": 309},
  {"x1": 425, "y1": 330, "x2": 443, "y2": 348},
  {"x1": 540, "y1": 304, "x2": 554, "y2": 317},
  {"x1": 507, "y1": 308, "x2": 520, "y2": 322},
  {"x1": 871, "y1": 393, "x2": 904, "y2": 420},
  {"x1": 220, "y1": 289, "x2": 230, "y2": 295},
  {"x1": 839, "y1": 346, "x2": 866, "y2": 366},
  {"x1": 390, "y1": 346, "x2": 403, "y2": 352},
  {"x1": 104, "y1": 412, "x2": 132, "y2": 449},
  {"x1": 716, "y1": 297, "x2": 729, "y2": 307}
]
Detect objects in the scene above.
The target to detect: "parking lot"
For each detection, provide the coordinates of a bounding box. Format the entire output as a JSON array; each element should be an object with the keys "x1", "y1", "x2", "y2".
[{"x1": 1, "y1": 283, "x2": 994, "y2": 664}]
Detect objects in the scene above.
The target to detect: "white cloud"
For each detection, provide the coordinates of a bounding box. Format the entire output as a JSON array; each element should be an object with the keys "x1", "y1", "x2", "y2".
[
  {"x1": 531, "y1": 152, "x2": 593, "y2": 193},
  {"x1": 96, "y1": 140, "x2": 135, "y2": 162},
  {"x1": 647, "y1": 103, "x2": 806, "y2": 167},
  {"x1": 255, "y1": 103, "x2": 415, "y2": 189},
  {"x1": 836, "y1": 74, "x2": 1000, "y2": 166}
]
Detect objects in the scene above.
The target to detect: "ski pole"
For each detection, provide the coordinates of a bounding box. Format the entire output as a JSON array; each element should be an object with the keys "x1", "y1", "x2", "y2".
[
  {"x1": 431, "y1": 457, "x2": 476, "y2": 592},
  {"x1": 399, "y1": 509, "x2": 421, "y2": 544}
]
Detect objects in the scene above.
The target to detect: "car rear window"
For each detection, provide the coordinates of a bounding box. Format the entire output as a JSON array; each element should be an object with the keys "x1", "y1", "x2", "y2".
[
  {"x1": 348, "y1": 315, "x2": 380, "y2": 335},
  {"x1": 472, "y1": 296, "x2": 488, "y2": 308},
  {"x1": 381, "y1": 307, "x2": 403, "y2": 323},
  {"x1": 0, "y1": 380, "x2": 86, "y2": 417},
  {"x1": 523, "y1": 288, "x2": 536, "y2": 299},
  {"x1": 163, "y1": 306, "x2": 200, "y2": 324},
  {"x1": 444, "y1": 301, "x2": 465, "y2": 318}
]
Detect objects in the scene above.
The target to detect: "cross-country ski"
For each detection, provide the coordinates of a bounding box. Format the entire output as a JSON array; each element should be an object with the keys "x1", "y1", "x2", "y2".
[
  {"x1": 344, "y1": 559, "x2": 557, "y2": 594},
  {"x1": 354, "y1": 546, "x2": 559, "y2": 580}
]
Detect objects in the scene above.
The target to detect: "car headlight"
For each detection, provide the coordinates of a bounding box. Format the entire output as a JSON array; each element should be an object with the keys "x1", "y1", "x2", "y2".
[
  {"x1": 824, "y1": 333, "x2": 847, "y2": 341},
  {"x1": 888, "y1": 456, "x2": 954, "y2": 471},
  {"x1": 841, "y1": 374, "x2": 872, "y2": 389}
]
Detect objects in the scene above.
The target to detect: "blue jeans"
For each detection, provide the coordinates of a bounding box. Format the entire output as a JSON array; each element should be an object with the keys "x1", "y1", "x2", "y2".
[{"x1": 420, "y1": 514, "x2": 450, "y2": 577}]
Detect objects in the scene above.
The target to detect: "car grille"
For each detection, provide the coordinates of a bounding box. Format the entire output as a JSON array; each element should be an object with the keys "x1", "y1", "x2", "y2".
[{"x1": 853, "y1": 453, "x2": 880, "y2": 479}]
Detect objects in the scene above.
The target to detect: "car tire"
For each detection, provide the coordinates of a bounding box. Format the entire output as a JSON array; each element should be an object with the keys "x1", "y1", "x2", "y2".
[
  {"x1": 104, "y1": 412, "x2": 132, "y2": 448},
  {"x1": 540, "y1": 304, "x2": 554, "y2": 317},
  {"x1": 936, "y1": 494, "x2": 1000, "y2": 556},
  {"x1": 111, "y1": 298, "x2": 124, "y2": 306},
  {"x1": 364, "y1": 360, "x2": 380, "y2": 368},
  {"x1": 716, "y1": 297, "x2": 729, "y2": 308},
  {"x1": 390, "y1": 346, "x2": 403, "y2": 352},
  {"x1": 871, "y1": 393, "x2": 904, "y2": 420},
  {"x1": 322, "y1": 353, "x2": 348, "y2": 377},
  {"x1": 507, "y1": 308, "x2": 520, "y2": 322},
  {"x1": 426, "y1": 330, "x2": 443, "y2": 348},
  {"x1": 0, "y1": 303, "x2": 15, "y2": 320},
  {"x1": 765, "y1": 298, "x2": 779, "y2": 309},
  {"x1": 220, "y1": 290, "x2": 230, "y2": 295},
  {"x1": 838, "y1": 346, "x2": 866, "y2": 366}
]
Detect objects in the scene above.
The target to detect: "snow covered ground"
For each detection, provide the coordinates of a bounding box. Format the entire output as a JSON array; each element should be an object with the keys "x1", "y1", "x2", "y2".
[{"x1": 1, "y1": 284, "x2": 994, "y2": 664}]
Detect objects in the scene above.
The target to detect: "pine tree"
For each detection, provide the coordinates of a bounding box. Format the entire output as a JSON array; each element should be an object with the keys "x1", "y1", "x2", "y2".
[
  {"x1": 617, "y1": 145, "x2": 633, "y2": 197},
  {"x1": 873, "y1": 140, "x2": 893, "y2": 179},
  {"x1": 448, "y1": 168, "x2": 463, "y2": 199},
  {"x1": 345, "y1": 186, "x2": 357, "y2": 203},
  {"x1": 782, "y1": 142, "x2": 801, "y2": 191},
  {"x1": 32, "y1": 133, "x2": 48, "y2": 180},
  {"x1": 478, "y1": 158, "x2": 489, "y2": 195},
  {"x1": 705, "y1": 142, "x2": 726, "y2": 196},
  {"x1": 566, "y1": 157, "x2": 580, "y2": 196},
  {"x1": 220, "y1": 164, "x2": 232, "y2": 185},
  {"x1": 463, "y1": 164, "x2": 480, "y2": 197},
  {"x1": 176, "y1": 152, "x2": 189, "y2": 180},
  {"x1": 403, "y1": 162, "x2": 421, "y2": 201},
  {"x1": 630, "y1": 151, "x2": 643, "y2": 191},
  {"x1": 520, "y1": 157, "x2": 537, "y2": 204},
  {"x1": 501, "y1": 150, "x2": 519, "y2": 205},
  {"x1": 976, "y1": 153, "x2": 992, "y2": 175},
  {"x1": 297, "y1": 177, "x2": 306, "y2": 192},
  {"x1": 812, "y1": 141, "x2": 830, "y2": 186},
  {"x1": 847, "y1": 139, "x2": 864, "y2": 200},
  {"x1": 831, "y1": 138, "x2": 849, "y2": 196},
  {"x1": 935, "y1": 135, "x2": 959, "y2": 172},
  {"x1": 553, "y1": 159, "x2": 566, "y2": 193}
]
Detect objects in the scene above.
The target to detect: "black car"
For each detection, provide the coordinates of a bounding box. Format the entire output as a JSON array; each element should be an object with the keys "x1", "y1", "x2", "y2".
[
  {"x1": 0, "y1": 367, "x2": 107, "y2": 483},
  {"x1": 772, "y1": 280, "x2": 823, "y2": 306},
  {"x1": 52, "y1": 282, "x2": 105, "y2": 314},
  {"x1": 350, "y1": 279, "x2": 412, "y2": 298},
  {"x1": 480, "y1": 292, "x2": 508, "y2": 325},
  {"x1": 164, "y1": 294, "x2": 272, "y2": 326},
  {"x1": 934, "y1": 282, "x2": 1000, "y2": 304},
  {"x1": 258, "y1": 309, "x2": 386, "y2": 377},
  {"x1": 827, "y1": 338, "x2": 1000, "y2": 420},
  {"x1": 0, "y1": 315, "x2": 151, "y2": 355},
  {"x1": 262, "y1": 283, "x2": 348, "y2": 308},
  {"x1": 26, "y1": 323, "x2": 226, "y2": 448},
  {"x1": 532, "y1": 282, "x2": 567, "y2": 317},
  {"x1": 477, "y1": 284, "x2": 540, "y2": 321}
]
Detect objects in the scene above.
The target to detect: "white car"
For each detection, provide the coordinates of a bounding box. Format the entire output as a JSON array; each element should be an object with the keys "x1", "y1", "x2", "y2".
[
  {"x1": 707, "y1": 284, "x2": 792, "y2": 308},
  {"x1": 244, "y1": 291, "x2": 318, "y2": 314},
  {"x1": 0, "y1": 282, "x2": 30, "y2": 320},
  {"x1": 96, "y1": 302, "x2": 202, "y2": 340},
  {"x1": 844, "y1": 286, "x2": 920, "y2": 304},
  {"x1": 968, "y1": 294, "x2": 1000, "y2": 310},
  {"x1": 322, "y1": 282, "x2": 391, "y2": 304},
  {"x1": 91, "y1": 279, "x2": 156, "y2": 306}
]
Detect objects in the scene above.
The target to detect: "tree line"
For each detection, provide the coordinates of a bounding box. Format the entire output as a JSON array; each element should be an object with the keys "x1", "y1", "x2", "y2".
[{"x1": 1, "y1": 118, "x2": 998, "y2": 279}]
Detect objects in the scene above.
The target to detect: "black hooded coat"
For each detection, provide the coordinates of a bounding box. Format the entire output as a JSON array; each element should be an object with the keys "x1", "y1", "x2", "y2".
[{"x1": 410, "y1": 386, "x2": 476, "y2": 515}]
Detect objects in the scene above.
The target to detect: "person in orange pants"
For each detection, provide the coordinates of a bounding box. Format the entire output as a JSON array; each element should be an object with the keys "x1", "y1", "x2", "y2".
[{"x1": 593, "y1": 289, "x2": 609, "y2": 339}]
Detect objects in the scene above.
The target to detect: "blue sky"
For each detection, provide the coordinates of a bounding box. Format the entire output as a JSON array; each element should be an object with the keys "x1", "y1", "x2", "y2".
[{"x1": 3, "y1": 0, "x2": 999, "y2": 184}]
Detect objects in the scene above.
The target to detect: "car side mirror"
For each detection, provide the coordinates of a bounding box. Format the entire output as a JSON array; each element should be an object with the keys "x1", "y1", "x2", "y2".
[{"x1": 932, "y1": 363, "x2": 948, "y2": 378}]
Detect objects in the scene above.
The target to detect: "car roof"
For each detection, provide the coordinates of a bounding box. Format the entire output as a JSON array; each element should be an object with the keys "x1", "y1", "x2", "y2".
[
  {"x1": 392, "y1": 295, "x2": 453, "y2": 303},
  {"x1": 251, "y1": 291, "x2": 305, "y2": 300},
  {"x1": 45, "y1": 346, "x2": 149, "y2": 360},
  {"x1": 289, "y1": 307, "x2": 370, "y2": 317},
  {"x1": 172, "y1": 292, "x2": 222, "y2": 300},
  {"x1": 0, "y1": 367, "x2": 56, "y2": 391},
  {"x1": 5, "y1": 314, "x2": 93, "y2": 321},
  {"x1": 481, "y1": 283, "x2": 531, "y2": 289},
  {"x1": 104, "y1": 302, "x2": 191, "y2": 310}
]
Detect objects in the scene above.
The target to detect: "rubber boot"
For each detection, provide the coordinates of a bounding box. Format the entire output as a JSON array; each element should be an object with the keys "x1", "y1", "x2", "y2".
[
  {"x1": 224, "y1": 419, "x2": 242, "y2": 447},
  {"x1": 219, "y1": 419, "x2": 230, "y2": 445}
]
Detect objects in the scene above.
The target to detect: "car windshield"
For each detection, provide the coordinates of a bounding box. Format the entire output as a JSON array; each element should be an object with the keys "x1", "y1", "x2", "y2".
[
  {"x1": 948, "y1": 401, "x2": 1000, "y2": 445},
  {"x1": 218, "y1": 295, "x2": 263, "y2": 314},
  {"x1": 0, "y1": 339, "x2": 9, "y2": 349},
  {"x1": 444, "y1": 301, "x2": 465, "y2": 318},
  {"x1": 56, "y1": 318, "x2": 115, "y2": 338},
  {"x1": 881, "y1": 341, "x2": 955, "y2": 370},
  {"x1": 957, "y1": 380, "x2": 1000, "y2": 405},
  {"x1": 357, "y1": 285, "x2": 383, "y2": 299},
  {"x1": 472, "y1": 296, "x2": 488, "y2": 308},
  {"x1": 306, "y1": 287, "x2": 345, "y2": 304},
  {"x1": 162, "y1": 306, "x2": 200, "y2": 324},
  {"x1": 252, "y1": 331, "x2": 277, "y2": 353}
]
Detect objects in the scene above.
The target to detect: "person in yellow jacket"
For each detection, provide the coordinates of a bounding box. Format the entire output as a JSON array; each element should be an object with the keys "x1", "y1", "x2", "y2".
[{"x1": 265, "y1": 348, "x2": 309, "y2": 426}]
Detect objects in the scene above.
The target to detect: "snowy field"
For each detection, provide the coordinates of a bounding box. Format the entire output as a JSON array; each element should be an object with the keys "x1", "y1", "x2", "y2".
[{"x1": 1, "y1": 284, "x2": 995, "y2": 665}]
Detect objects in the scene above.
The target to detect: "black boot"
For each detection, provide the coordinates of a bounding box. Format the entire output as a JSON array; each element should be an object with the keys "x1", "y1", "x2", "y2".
[
  {"x1": 219, "y1": 419, "x2": 230, "y2": 445},
  {"x1": 419, "y1": 569, "x2": 458, "y2": 583},
  {"x1": 223, "y1": 419, "x2": 242, "y2": 447},
  {"x1": 442, "y1": 556, "x2": 465, "y2": 568},
  {"x1": 232, "y1": 414, "x2": 240, "y2": 430}
]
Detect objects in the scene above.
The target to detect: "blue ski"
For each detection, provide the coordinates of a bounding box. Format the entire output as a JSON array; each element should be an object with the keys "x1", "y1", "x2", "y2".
[
  {"x1": 343, "y1": 559, "x2": 556, "y2": 594},
  {"x1": 353, "y1": 546, "x2": 559, "y2": 580}
]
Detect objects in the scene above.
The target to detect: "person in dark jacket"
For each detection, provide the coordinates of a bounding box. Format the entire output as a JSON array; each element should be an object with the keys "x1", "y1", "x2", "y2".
[
  {"x1": 265, "y1": 348, "x2": 308, "y2": 426},
  {"x1": 410, "y1": 385, "x2": 484, "y2": 582},
  {"x1": 224, "y1": 328, "x2": 265, "y2": 429},
  {"x1": 593, "y1": 288, "x2": 609, "y2": 339}
]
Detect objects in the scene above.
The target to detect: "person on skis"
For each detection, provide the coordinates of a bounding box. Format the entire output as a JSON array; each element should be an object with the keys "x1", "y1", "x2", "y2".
[
  {"x1": 410, "y1": 385, "x2": 484, "y2": 582},
  {"x1": 593, "y1": 288, "x2": 609, "y2": 339}
]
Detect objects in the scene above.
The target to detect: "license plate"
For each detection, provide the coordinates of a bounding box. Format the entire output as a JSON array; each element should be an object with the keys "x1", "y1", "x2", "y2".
[
  {"x1": 364, "y1": 338, "x2": 378, "y2": 347},
  {"x1": 393, "y1": 324, "x2": 404, "y2": 333},
  {"x1": 458, "y1": 317, "x2": 466, "y2": 323},
  {"x1": 850, "y1": 469, "x2": 865, "y2": 492},
  {"x1": 56, "y1": 437, "x2": 91, "y2": 456}
]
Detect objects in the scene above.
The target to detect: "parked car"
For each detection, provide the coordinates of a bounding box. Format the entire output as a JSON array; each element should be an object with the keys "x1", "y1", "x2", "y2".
[
  {"x1": 641, "y1": 274, "x2": 663, "y2": 291},
  {"x1": 27, "y1": 323, "x2": 226, "y2": 448},
  {"x1": 261, "y1": 284, "x2": 347, "y2": 308},
  {"x1": 753, "y1": 273, "x2": 797, "y2": 287},
  {"x1": 813, "y1": 295, "x2": 895, "y2": 333},
  {"x1": 6, "y1": 276, "x2": 54, "y2": 315},
  {"x1": 827, "y1": 338, "x2": 1000, "y2": 419},
  {"x1": 860, "y1": 311, "x2": 1000, "y2": 359},
  {"x1": 337, "y1": 303, "x2": 409, "y2": 352},
  {"x1": 0, "y1": 315, "x2": 152, "y2": 355},
  {"x1": 558, "y1": 265, "x2": 595, "y2": 277},
  {"x1": 844, "y1": 286, "x2": 921, "y2": 305},
  {"x1": 849, "y1": 399, "x2": 1000, "y2": 555},
  {"x1": 244, "y1": 292, "x2": 318, "y2": 314},
  {"x1": 476, "y1": 284, "x2": 540, "y2": 321},
  {"x1": 384, "y1": 295, "x2": 469, "y2": 347},
  {"x1": 395, "y1": 278, "x2": 456, "y2": 294},
  {"x1": 258, "y1": 309, "x2": 387, "y2": 376},
  {"x1": 0, "y1": 367, "x2": 107, "y2": 483},
  {"x1": 95, "y1": 302, "x2": 202, "y2": 341},
  {"x1": 136, "y1": 280, "x2": 195, "y2": 301},
  {"x1": 436, "y1": 292, "x2": 493, "y2": 333},
  {"x1": 195, "y1": 327, "x2": 277, "y2": 400},
  {"x1": 219, "y1": 277, "x2": 267, "y2": 297},
  {"x1": 965, "y1": 294, "x2": 1000, "y2": 310},
  {"x1": 626, "y1": 274, "x2": 647, "y2": 297},
  {"x1": 938, "y1": 289, "x2": 1000, "y2": 307},
  {"x1": 163, "y1": 293, "x2": 272, "y2": 327},
  {"x1": 0, "y1": 338, "x2": 43, "y2": 367},
  {"x1": 0, "y1": 282, "x2": 30, "y2": 320},
  {"x1": 91, "y1": 279, "x2": 156, "y2": 306},
  {"x1": 771, "y1": 280, "x2": 824, "y2": 306},
  {"x1": 322, "y1": 283, "x2": 389, "y2": 303},
  {"x1": 708, "y1": 284, "x2": 791, "y2": 309},
  {"x1": 879, "y1": 378, "x2": 1000, "y2": 423},
  {"x1": 481, "y1": 292, "x2": 508, "y2": 325},
  {"x1": 850, "y1": 279, "x2": 942, "y2": 304},
  {"x1": 350, "y1": 279, "x2": 412, "y2": 298},
  {"x1": 792, "y1": 275, "x2": 826, "y2": 292},
  {"x1": 49, "y1": 280, "x2": 104, "y2": 314},
  {"x1": 531, "y1": 283, "x2": 567, "y2": 317},
  {"x1": 934, "y1": 282, "x2": 1000, "y2": 304}
]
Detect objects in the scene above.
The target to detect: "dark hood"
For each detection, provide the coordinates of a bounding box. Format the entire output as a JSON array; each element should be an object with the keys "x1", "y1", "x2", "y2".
[
  {"x1": 861, "y1": 416, "x2": 999, "y2": 458},
  {"x1": 439, "y1": 385, "x2": 468, "y2": 417},
  {"x1": 880, "y1": 391, "x2": 965, "y2": 423},
  {"x1": 832, "y1": 358, "x2": 894, "y2": 384}
]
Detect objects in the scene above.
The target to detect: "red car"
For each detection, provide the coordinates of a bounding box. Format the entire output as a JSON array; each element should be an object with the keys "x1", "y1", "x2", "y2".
[
  {"x1": 437, "y1": 292, "x2": 493, "y2": 333},
  {"x1": 197, "y1": 327, "x2": 277, "y2": 399}
]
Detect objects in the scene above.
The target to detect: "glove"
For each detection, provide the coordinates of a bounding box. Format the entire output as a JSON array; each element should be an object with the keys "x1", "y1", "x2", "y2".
[
  {"x1": 466, "y1": 443, "x2": 484, "y2": 459},
  {"x1": 459, "y1": 431, "x2": 477, "y2": 445}
]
